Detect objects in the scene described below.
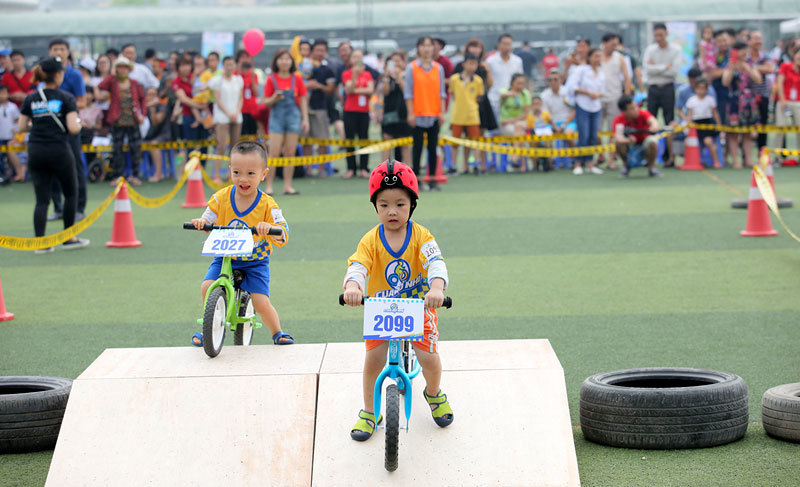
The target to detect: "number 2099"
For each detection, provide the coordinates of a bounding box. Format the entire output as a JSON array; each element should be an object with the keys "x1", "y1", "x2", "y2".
[{"x1": 373, "y1": 315, "x2": 415, "y2": 333}]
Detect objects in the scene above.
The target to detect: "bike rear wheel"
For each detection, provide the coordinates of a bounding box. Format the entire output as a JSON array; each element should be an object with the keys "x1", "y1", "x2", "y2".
[
  {"x1": 203, "y1": 287, "x2": 227, "y2": 357},
  {"x1": 234, "y1": 293, "x2": 255, "y2": 346},
  {"x1": 385, "y1": 383, "x2": 400, "y2": 472}
]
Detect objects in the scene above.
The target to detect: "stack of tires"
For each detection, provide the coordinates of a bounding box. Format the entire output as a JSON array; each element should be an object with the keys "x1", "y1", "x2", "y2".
[
  {"x1": 0, "y1": 376, "x2": 72, "y2": 453},
  {"x1": 579, "y1": 368, "x2": 749, "y2": 449}
]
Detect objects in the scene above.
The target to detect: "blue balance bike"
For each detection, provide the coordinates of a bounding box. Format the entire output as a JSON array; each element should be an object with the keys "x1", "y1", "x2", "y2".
[
  {"x1": 184, "y1": 223, "x2": 283, "y2": 357},
  {"x1": 339, "y1": 294, "x2": 452, "y2": 471}
]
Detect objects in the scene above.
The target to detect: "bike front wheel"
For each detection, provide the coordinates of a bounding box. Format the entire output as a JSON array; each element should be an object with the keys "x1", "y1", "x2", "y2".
[
  {"x1": 385, "y1": 383, "x2": 400, "y2": 472},
  {"x1": 203, "y1": 287, "x2": 227, "y2": 358},
  {"x1": 234, "y1": 293, "x2": 255, "y2": 346}
]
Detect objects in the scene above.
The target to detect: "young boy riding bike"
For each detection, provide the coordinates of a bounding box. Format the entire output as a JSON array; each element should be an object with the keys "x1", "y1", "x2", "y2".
[
  {"x1": 190, "y1": 140, "x2": 294, "y2": 346},
  {"x1": 341, "y1": 159, "x2": 454, "y2": 441}
]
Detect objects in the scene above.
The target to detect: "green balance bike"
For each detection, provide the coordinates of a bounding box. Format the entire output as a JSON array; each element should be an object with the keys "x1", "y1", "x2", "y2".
[{"x1": 183, "y1": 222, "x2": 283, "y2": 358}]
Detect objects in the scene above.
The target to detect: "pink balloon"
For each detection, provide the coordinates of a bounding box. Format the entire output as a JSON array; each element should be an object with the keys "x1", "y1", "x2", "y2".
[{"x1": 242, "y1": 29, "x2": 265, "y2": 57}]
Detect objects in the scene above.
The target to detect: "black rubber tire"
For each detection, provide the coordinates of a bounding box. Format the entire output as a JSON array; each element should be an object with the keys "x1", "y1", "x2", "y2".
[
  {"x1": 233, "y1": 293, "x2": 255, "y2": 346},
  {"x1": 580, "y1": 368, "x2": 749, "y2": 449},
  {"x1": 385, "y1": 384, "x2": 400, "y2": 472},
  {"x1": 731, "y1": 197, "x2": 794, "y2": 209},
  {"x1": 762, "y1": 383, "x2": 800, "y2": 443},
  {"x1": 0, "y1": 376, "x2": 72, "y2": 453},
  {"x1": 203, "y1": 287, "x2": 227, "y2": 358}
]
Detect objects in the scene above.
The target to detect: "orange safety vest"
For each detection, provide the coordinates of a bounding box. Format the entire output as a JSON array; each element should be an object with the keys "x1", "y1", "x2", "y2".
[{"x1": 411, "y1": 60, "x2": 442, "y2": 117}]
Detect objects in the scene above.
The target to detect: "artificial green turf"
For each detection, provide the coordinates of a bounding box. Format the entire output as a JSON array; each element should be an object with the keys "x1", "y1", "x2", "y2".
[{"x1": 1, "y1": 164, "x2": 799, "y2": 486}]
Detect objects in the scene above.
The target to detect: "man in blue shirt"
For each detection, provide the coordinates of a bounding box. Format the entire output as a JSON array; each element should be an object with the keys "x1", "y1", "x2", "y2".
[{"x1": 47, "y1": 38, "x2": 87, "y2": 221}]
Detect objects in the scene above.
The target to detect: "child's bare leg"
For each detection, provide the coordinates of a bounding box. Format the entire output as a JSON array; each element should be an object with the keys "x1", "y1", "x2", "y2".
[
  {"x1": 414, "y1": 348, "x2": 443, "y2": 397},
  {"x1": 705, "y1": 137, "x2": 721, "y2": 168},
  {"x1": 249, "y1": 292, "x2": 285, "y2": 337},
  {"x1": 200, "y1": 279, "x2": 214, "y2": 305},
  {"x1": 363, "y1": 342, "x2": 389, "y2": 413}
]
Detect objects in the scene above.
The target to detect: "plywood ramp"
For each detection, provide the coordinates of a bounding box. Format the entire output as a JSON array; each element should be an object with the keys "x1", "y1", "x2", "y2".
[
  {"x1": 46, "y1": 345, "x2": 324, "y2": 487},
  {"x1": 313, "y1": 339, "x2": 580, "y2": 487}
]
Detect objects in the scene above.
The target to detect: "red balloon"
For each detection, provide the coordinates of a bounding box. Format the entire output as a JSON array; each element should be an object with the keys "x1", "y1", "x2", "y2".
[{"x1": 242, "y1": 29, "x2": 265, "y2": 57}]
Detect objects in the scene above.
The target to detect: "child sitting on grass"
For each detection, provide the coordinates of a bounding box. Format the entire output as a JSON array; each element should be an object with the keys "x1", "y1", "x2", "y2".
[
  {"x1": 341, "y1": 159, "x2": 453, "y2": 441},
  {"x1": 190, "y1": 140, "x2": 294, "y2": 346}
]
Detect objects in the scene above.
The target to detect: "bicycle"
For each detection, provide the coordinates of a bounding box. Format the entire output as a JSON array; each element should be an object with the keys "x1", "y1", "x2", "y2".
[
  {"x1": 338, "y1": 293, "x2": 452, "y2": 471},
  {"x1": 183, "y1": 222, "x2": 283, "y2": 358}
]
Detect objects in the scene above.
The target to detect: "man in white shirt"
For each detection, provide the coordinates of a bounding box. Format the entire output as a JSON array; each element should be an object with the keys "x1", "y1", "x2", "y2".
[
  {"x1": 121, "y1": 44, "x2": 160, "y2": 90},
  {"x1": 486, "y1": 33, "x2": 523, "y2": 120},
  {"x1": 643, "y1": 23, "x2": 682, "y2": 166},
  {"x1": 541, "y1": 69, "x2": 576, "y2": 136}
]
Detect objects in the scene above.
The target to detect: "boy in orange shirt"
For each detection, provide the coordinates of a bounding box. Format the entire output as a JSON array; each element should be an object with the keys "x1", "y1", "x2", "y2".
[{"x1": 342, "y1": 160, "x2": 454, "y2": 441}]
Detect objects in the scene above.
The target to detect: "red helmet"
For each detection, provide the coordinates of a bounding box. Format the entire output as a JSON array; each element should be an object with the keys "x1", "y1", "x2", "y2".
[{"x1": 369, "y1": 159, "x2": 419, "y2": 204}]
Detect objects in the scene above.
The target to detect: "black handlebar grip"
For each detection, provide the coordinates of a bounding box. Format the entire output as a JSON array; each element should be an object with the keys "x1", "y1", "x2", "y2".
[
  {"x1": 339, "y1": 294, "x2": 452, "y2": 308},
  {"x1": 183, "y1": 222, "x2": 283, "y2": 236}
]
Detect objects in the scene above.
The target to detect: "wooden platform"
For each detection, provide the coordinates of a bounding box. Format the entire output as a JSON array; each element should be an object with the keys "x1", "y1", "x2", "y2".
[
  {"x1": 46, "y1": 340, "x2": 579, "y2": 486},
  {"x1": 313, "y1": 340, "x2": 580, "y2": 486},
  {"x1": 46, "y1": 345, "x2": 324, "y2": 487}
]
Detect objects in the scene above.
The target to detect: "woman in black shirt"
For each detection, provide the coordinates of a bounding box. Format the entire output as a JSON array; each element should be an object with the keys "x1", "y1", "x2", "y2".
[{"x1": 18, "y1": 57, "x2": 89, "y2": 253}]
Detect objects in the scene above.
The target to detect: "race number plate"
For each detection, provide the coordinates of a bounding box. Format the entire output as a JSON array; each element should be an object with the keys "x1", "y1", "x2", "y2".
[
  {"x1": 363, "y1": 297, "x2": 424, "y2": 341},
  {"x1": 202, "y1": 229, "x2": 254, "y2": 257}
]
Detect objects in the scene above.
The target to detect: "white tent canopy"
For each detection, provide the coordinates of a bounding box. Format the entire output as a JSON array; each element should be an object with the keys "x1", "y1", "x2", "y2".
[{"x1": 780, "y1": 17, "x2": 800, "y2": 34}]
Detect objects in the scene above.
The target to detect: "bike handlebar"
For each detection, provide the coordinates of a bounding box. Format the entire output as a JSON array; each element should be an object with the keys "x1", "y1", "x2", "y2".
[
  {"x1": 339, "y1": 294, "x2": 452, "y2": 309},
  {"x1": 182, "y1": 222, "x2": 283, "y2": 236}
]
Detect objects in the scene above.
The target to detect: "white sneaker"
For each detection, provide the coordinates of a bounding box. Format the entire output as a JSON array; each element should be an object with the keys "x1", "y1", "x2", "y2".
[
  {"x1": 573, "y1": 166, "x2": 584, "y2": 175},
  {"x1": 590, "y1": 166, "x2": 604, "y2": 175},
  {"x1": 62, "y1": 238, "x2": 90, "y2": 250},
  {"x1": 34, "y1": 247, "x2": 54, "y2": 255}
]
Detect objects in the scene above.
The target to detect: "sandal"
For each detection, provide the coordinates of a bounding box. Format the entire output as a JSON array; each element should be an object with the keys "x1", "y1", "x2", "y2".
[
  {"x1": 272, "y1": 331, "x2": 295, "y2": 345},
  {"x1": 191, "y1": 332, "x2": 203, "y2": 347},
  {"x1": 350, "y1": 409, "x2": 383, "y2": 441},
  {"x1": 423, "y1": 389, "x2": 454, "y2": 428}
]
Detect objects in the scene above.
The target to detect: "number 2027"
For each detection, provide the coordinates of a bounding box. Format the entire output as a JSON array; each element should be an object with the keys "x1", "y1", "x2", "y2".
[
  {"x1": 373, "y1": 315, "x2": 415, "y2": 333},
  {"x1": 211, "y1": 239, "x2": 247, "y2": 251}
]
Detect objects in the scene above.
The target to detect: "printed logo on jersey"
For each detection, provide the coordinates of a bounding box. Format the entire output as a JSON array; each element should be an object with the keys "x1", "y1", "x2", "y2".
[
  {"x1": 227, "y1": 218, "x2": 249, "y2": 229},
  {"x1": 31, "y1": 99, "x2": 63, "y2": 116},
  {"x1": 385, "y1": 258, "x2": 411, "y2": 289}
]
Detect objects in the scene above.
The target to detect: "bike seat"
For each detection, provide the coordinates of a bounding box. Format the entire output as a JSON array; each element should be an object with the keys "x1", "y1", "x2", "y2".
[{"x1": 232, "y1": 270, "x2": 246, "y2": 289}]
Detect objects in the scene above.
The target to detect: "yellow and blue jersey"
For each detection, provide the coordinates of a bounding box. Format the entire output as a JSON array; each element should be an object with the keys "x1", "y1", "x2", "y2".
[
  {"x1": 206, "y1": 186, "x2": 289, "y2": 261},
  {"x1": 348, "y1": 221, "x2": 443, "y2": 299}
]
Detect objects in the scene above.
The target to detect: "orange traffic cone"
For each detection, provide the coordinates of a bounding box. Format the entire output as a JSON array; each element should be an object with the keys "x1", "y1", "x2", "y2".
[
  {"x1": 423, "y1": 155, "x2": 449, "y2": 185},
  {"x1": 106, "y1": 183, "x2": 142, "y2": 248},
  {"x1": 680, "y1": 128, "x2": 703, "y2": 170},
  {"x1": 0, "y1": 275, "x2": 14, "y2": 322},
  {"x1": 182, "y1": 164, "x2": 206, "y2": 208},
  {"x1": 741, "y1": 169, "x2": 777, "y2": 237}
]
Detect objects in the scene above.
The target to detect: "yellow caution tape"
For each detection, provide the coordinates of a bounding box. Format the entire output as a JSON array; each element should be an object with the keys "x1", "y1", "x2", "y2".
[
  {"x1": 200, "y1": 166, "x2": 232, "y2": 192},
  {"x1": 440, "y1": 135, "x2": 615, "y2": 157},
  {"x1": 753, "y1": 162, "x2": 800, "y2": 244},
  {"x1": 0, "y1": 180, "x2": 123, "y2": 251},
  {"x1": 124, "y1": 157, "x2": 199, "y2": 208},
  {"x1": 688, "y1": 123, "x2": 800, "y2": 134},
  {"x1": 764, "y1": 147, "x2": 800, "y2": 157}
]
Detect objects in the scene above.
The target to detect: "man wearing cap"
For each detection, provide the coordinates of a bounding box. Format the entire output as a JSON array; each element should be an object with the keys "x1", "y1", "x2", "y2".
[
  {"x1": 47, "y1": 38, "x2": 87, "y2": 221},
  {"x1": 2, "y1": 50, "x2": 34, "y2": 108},
  {"x1": 98, "y1": 57, "x2": 145, "y2": 186},
  {"x1": 121, "y1": 44, "x2": 159, "y2": 90}
]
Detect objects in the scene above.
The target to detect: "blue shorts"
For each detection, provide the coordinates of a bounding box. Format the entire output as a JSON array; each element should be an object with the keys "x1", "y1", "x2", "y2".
[
  {"x1": 269, "y1": 105, "x2": 301, "y2": 134},
  {"x1": 203, "y1": 257, "x2": 271, "y2": 296}
]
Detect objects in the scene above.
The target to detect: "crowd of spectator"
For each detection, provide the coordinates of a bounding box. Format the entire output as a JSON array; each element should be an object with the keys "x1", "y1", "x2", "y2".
[{"x1": 2, "y1": 24, "x2": 800, "y2": 194}]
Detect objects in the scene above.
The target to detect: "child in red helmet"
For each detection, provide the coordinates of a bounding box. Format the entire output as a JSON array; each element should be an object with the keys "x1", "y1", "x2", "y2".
[{"x1": 342, "y1": 159, "x2": 454, "y2": 441}]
